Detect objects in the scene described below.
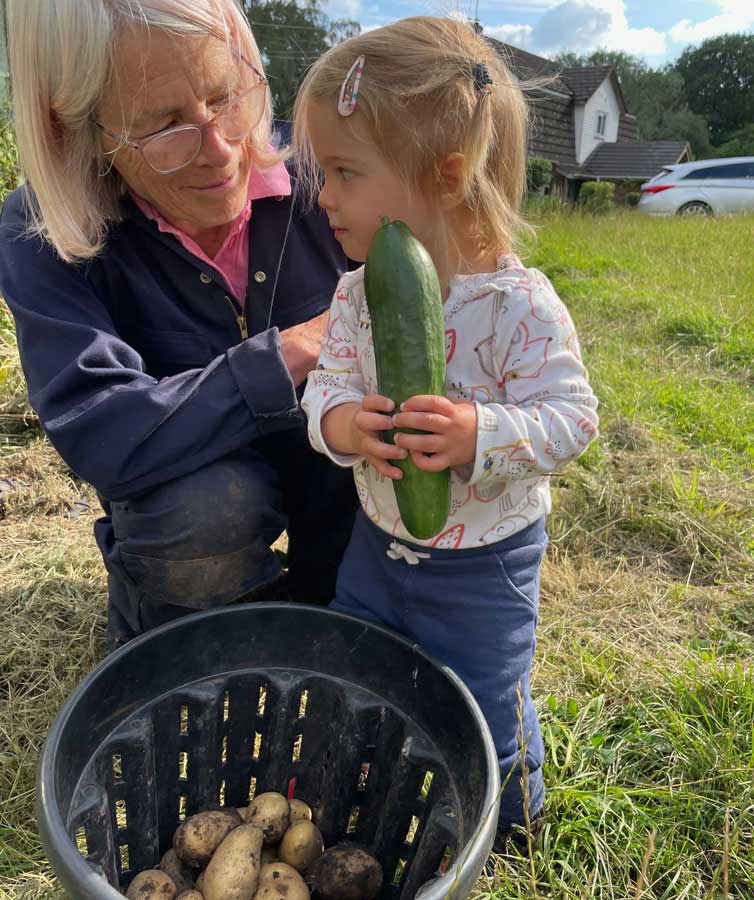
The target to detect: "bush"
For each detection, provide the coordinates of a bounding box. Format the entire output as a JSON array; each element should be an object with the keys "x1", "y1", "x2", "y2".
[
  {"x1": 626, "y1": 192, "x2": 641, "y2": 208},
  {"x1": 526, "y1": 156, "x2": 553, "y2": 195},
  {"x1": 0, "y1": 118, "x2": 20, "y2": 202},
  {"x1": 578, "y1": 181, "x2": 615, "y2": 214}
]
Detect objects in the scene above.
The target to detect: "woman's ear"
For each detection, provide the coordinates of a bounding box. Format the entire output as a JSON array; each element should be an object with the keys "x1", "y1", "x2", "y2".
[{"x1": 438, "y1": 152, "x2": 466, "y2": 210}]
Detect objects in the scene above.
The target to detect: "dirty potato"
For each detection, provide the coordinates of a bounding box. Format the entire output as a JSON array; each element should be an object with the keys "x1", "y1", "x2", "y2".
[
  {"x1": 159, "y1": 848, "x2": 196, "y2": 895},
  {"x1": 126, "y1": 869, "x2": 177, "y2": 900},
  {"x1": 306, "y1": 845, "x2": 383, "y2": 900},
  {"x1": 175, "y1": 892, "x2": 204, "y2": 900},
  {"x1": 278, "y1": 821, "x2": 324, "y2": 873},
  {"x1": 244, "y1": 793, "x2": 290, "y2": 846},
  {"x1": 174, "y1": 809, "x2": 242, "y2": 867},
  {"x1": 289, "y1": 800, "x2": 312, "y2": 824},
  {"x1": 253, "y1": 862, "x2": 309, "y2": 900},
  {"x1": 202, "y1": 823, "x2": 264, "y2": 900}
]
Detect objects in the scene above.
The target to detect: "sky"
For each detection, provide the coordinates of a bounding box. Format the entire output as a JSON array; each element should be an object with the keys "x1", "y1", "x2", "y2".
[{"x1": 323, "y1": 0, "x2": 754, "y2": 66}]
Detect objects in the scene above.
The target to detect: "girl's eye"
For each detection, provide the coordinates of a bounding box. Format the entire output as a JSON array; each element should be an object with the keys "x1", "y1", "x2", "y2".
[{"x1": 338, "y1": 168, "x2": 354, "y2": 182}]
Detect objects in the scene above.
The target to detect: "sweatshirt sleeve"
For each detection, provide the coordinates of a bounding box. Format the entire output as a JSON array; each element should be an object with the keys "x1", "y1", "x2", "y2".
[
  {"x1": 301, "y1": 271, "x2": 367, "y2": 468},
  {"x1": 467, "y1": 269, "x2": 599, "y2": 486},
  {"x1": 0, "y1": 194, "x2": 300, "y2": 501}
]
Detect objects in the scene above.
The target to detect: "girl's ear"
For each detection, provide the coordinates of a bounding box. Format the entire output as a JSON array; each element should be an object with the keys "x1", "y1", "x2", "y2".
[{"x1": 438, "y1": 152, "x2": 466, "y2": 210}]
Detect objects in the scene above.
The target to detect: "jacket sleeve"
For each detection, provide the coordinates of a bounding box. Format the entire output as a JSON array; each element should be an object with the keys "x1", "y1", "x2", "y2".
[
  {"x1": 301, "y1": 271, "x2": 367, "y2": 468},
  {"x1": 0, "y1": 192, "x2": 300, "y2": 501},
  {"x1": 466, "y1": 271, "x2": 599, "y2": 486}
]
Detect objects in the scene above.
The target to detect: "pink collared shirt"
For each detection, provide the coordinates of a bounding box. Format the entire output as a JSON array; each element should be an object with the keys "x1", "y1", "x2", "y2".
[{"x1": 131, "y1": 161, "x2": 292, "y2": 304}]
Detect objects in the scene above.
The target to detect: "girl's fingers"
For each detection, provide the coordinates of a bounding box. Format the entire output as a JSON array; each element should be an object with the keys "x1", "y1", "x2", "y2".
[
  {"x1": 392, "y1": 411, "x2": 450, "y2": 432},
  {"x1": 362, "y1": 436, "x2": 407, "y2": 460},
  {"x1": 355, "y1": 411, "x2": 394, "y2": 431},
  {"x1": 400, "y1": 394, "x2": 455, "y2": 415},
  {"x1": 410, "y1": 449, "x2": 450, "y2": 472},
  {"x1": 393, "y1": 432, "x2": 445, "y2": 453},
  {"x1": 367, "y1": 455, "x2": 403, "y2": 480},
  {"x1": 362, "y1": 394, "x2": 395, "y2": 413}
]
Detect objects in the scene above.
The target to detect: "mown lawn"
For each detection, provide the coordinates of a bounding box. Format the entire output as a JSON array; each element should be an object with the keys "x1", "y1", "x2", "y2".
[{"x1": 1, "y1": 210, "x2": 753, "y2": 900}]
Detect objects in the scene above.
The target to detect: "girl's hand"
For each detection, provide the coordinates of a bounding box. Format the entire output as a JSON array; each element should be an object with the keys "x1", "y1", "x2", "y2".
[
  {"x1": 392, "y1": 395, "x2": 477, "y2": 472},
  {"x1": 350, "y1": 394, "x2": 407, "y2": 480}
]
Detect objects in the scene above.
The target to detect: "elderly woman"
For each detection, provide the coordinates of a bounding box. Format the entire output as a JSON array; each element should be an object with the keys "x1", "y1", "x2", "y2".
[{"x1": 0, "y1": 0, "x2": 357, "y2": 648}]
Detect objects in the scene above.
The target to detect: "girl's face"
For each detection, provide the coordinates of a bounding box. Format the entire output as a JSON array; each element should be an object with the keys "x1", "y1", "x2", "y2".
[{"x1": 307, "y1": 101, "x2": 436, "y2": 262}]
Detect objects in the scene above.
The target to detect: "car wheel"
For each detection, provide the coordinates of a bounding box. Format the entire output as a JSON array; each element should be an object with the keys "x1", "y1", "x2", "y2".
[{"x1": 678, "y1": 201, "x2": 712, "y2": 217}]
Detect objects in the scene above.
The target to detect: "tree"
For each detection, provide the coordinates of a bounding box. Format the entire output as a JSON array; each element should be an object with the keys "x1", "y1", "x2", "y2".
[
  {"x1": 714, "y1": 123, "x2": 754, "y2": 158},
  {"x1": 240, "y1": 1, "x2": 360, "y2": 118},
  {"x1": 674, "y1": 33, "x2": 754, "y2": 146},
  {"x1": 553, "y1": 50, "x2": 712, "y2": 158}
]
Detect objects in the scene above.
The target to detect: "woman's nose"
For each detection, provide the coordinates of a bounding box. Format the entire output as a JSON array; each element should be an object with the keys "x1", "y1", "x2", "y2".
[{"x1": 195, "y1": 121, "x2": 234, "y2": 167}]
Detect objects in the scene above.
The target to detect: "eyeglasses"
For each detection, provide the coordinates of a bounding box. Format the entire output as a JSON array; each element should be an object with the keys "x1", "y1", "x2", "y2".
[{"x1": 94, "y1": 59, "x2": 268, "y2": 174}]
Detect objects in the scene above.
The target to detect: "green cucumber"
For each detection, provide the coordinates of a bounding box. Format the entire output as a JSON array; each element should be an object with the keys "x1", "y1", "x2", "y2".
[{"x1": 364, "y1": 217, "x2": 450, "y2": 540}]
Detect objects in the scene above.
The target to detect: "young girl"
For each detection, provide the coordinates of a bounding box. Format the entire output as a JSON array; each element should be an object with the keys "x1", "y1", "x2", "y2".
[{"x1": 295, "y1": 16, "x2": 598, "y2": 847}]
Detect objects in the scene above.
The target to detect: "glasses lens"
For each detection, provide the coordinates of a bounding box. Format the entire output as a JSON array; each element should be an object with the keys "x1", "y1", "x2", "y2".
[
  {"x1": 217, "y1": 86, "x2": 266, "y2": 142},
  {"x1": 142, "y1": 128, "x2": 202, "y2": 173}
]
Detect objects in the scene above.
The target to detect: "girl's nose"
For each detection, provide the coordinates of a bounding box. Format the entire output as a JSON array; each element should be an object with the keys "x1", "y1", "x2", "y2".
[{"x1": 318, "y1": 180, "x2": 334, "y2": 211}]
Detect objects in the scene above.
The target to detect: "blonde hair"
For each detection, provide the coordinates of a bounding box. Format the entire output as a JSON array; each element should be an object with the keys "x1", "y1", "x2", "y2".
[
  {"x1": 293, "y1": 16, "x2": 531, "y2": 256},
  {"x1": 6, "y1": 0, "x2": 280, "y2": 263}
]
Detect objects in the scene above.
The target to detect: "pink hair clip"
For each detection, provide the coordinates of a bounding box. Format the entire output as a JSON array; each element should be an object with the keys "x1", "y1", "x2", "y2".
[{"x1": 337, "y1": 55, "x2": 365, "y2": 117}]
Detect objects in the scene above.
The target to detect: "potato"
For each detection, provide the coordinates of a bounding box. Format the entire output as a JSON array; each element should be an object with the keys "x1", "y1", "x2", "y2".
[
  {"x1": 244, "y1": 793, "x2": 290, "y2": 846},
  {"x1": 159, "y1": 848, "x2": 196, "y2": 895},
  {"x1": 126, "y1": 869, "x2": 177, "y2": 900},
  {"x1": 175, "y1": 892, "x2": 204, "y2": 900},
  {"x1": 289, "y1": 800, "x2": 312, "y2": 824},
  {"x1": 306, "y1": 845, "x2": 383, "y2": 900},
  {"x1": 174, "y1": 809, "x2": 243, "y2": 867},
  {"x1": 254, "y1": 862, "x2": 309, "y2": 900},
  {"x1": 195, "y1": 871, "x2": 205, "y2": 893},
  {"x1": 278, "y1": 821, "x2": 324, "y2": 873},
  {"x1": 202, "y1": 823, "x2": 264, "y2": 900}
]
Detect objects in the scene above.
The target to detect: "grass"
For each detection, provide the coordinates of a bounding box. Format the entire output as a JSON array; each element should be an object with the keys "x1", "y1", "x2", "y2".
[{"x1": 1, "y1": 211, "x2": 754, "y2": 899}]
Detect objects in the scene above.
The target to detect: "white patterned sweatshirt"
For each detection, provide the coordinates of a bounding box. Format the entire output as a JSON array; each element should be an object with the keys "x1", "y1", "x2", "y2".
[{"x1": 301, "y1": 255, "x2": 599, "y2": 549}]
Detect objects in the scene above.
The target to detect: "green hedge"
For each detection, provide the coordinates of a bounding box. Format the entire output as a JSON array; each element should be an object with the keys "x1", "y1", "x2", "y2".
[{"x1": 578, "y1": 180, "x2": 615, "y2": 214}]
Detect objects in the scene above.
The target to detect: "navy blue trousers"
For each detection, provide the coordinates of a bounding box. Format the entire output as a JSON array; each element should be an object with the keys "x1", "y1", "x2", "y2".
[
  {"x1": 96, "y1": 429, "x2": 358, "y2": 648},
  {"x1": 330, "y1": 510, "x2": 547, "y2": 830}
]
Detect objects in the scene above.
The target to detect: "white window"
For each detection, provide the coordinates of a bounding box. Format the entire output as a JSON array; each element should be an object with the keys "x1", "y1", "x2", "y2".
[{"x1": 596, "y1": 112, "x2": 607, "y2": 138}]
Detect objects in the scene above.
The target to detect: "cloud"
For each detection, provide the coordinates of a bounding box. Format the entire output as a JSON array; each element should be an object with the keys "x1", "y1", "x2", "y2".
[
  {"x1": 669, "y1": 0, "x2": 754, "y2": 45},
  {"x1": 485, "y1": 0, "x2": 666, "y2": 59}
]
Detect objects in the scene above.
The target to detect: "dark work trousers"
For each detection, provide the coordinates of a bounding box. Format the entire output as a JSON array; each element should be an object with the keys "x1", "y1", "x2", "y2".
[
  {"x1": 96, "y1": 428, "x2": 358, "y2": 649},
  {"x1": 330, "y1": 510, "x2": 548, "y2": 831}
]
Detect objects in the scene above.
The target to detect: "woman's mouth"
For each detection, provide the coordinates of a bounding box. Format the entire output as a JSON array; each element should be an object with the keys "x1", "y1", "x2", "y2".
[{"x1": 192, "y1": 172, "x2": 237, "y2": 193}]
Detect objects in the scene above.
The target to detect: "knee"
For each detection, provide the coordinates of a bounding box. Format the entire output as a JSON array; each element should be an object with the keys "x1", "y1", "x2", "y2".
[{"x1": 113, "y1": 454, "x2": 285, "y2": 558}]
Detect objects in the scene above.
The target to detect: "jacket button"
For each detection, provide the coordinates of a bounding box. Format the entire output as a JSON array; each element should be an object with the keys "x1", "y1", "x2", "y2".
[
  {"x1": 254, "y1": 271, "x2": 266, "y2": 283},
  {"x1": 200, "y1": 272, "x2": 211, "y2": 284}
]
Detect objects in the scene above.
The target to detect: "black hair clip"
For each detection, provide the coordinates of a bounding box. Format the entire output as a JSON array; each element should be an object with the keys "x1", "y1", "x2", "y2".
[{"x1": 472, "y1": 62, "x2": 493, "y2": 93}]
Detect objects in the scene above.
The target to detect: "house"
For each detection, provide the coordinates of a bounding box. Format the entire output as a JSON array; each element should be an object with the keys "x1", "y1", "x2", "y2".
[{"x1": 490, "y1": 39, "x2": 691, "y2": 201}]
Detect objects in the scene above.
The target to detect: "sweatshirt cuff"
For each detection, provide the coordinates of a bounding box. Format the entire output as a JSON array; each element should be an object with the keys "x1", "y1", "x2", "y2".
[
  {"x1": 468, "y1": 401, "x2": 500, "y2": 485},
  {"x1": 306, "y1": 394, "x2": 365, "y2": 469},
  {"x1": 227, "y1": 328, "x2": 300, "y2": 431}
]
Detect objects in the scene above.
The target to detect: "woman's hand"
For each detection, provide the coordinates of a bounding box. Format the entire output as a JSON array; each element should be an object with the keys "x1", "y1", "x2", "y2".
[
  {"x1": 322, "y1": 395, "x2": 407, "y2": 479},
  {"x1": 280, "y1": 310, "x2": 330, "y2": 386},
  {"x1": 392, "y1": 395, "x2": 477, "y2": 471}
]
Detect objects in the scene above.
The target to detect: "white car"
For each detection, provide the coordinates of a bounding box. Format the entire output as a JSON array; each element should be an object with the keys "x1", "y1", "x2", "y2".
[{"x1": 638, "y1": 156, "x2": 754, "y2": 216}]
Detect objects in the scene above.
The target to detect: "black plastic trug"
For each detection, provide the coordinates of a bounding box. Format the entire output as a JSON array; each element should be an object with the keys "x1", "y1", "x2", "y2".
[{"x1": 37, "y1": 603, "x2": 500, "y2": 900}]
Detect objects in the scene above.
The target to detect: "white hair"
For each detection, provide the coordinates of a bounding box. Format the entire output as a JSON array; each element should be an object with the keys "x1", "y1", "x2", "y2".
[{"x1": 6, "y1": 0, "x2": 281, "y2": 262}]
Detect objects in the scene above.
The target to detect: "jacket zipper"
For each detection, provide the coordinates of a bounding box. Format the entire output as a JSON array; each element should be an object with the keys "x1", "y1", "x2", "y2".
[{"x1": 224, "y1": 295, "x2": 248, "y2": 340}]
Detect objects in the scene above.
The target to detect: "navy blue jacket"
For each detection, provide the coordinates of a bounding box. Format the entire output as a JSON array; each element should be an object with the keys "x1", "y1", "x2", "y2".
[{"x1": 0, "y1": 183, "x2": 348, "y2": 501}]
